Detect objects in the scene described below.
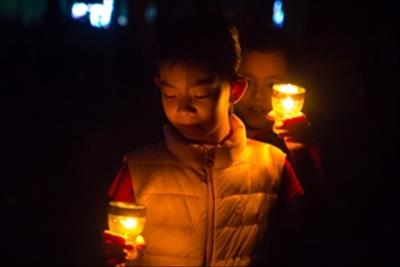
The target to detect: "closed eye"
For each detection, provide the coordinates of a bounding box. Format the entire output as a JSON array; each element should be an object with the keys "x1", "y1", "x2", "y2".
[
  {"x1": 193, "y1": 94, "x2": 211, "y2": 99},
  {"x1": 162, "y1": 93, "x2": 177, "y2": 99}
]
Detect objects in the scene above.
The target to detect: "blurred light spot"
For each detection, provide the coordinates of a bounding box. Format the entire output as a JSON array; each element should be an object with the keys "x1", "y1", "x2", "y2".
[
  {"x1": 89, "y1": 4, "x2": 106, "y2": 28},
  {"x1": 71, "y1": 2, "x2": 88, "y2": 19},
  {"x1": 118, "y1": 15, "x2": 128, "y2": 26},
  {"x1": 272, "y1": 0, "x2": 285, "y2": 28},
  {"x1": 145, "y1": 2, "x2": 157, "y2": 24},
  {"x1": 103, "y1": 0, "x2": 114, "y2": 7},
  {"x1": 72, "y1": 0, "x2": 114, "y2": 28}
]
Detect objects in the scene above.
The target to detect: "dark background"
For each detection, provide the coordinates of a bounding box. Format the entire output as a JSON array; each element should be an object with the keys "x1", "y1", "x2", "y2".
[{"x1": 1, "y1": 0, "x2": 398, "y2": 265}]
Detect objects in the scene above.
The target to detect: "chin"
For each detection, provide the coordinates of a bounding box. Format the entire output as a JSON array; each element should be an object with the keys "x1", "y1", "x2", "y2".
[{"x1": 177, "y1": 126, "x2": 205, "y2": 140}]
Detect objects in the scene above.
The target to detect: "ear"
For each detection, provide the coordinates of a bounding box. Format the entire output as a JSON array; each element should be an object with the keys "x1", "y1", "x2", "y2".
[
  {"x1": 229, "y1": 78, "x2": 248, "y2": 104},
  {"x1": 154, "y1": 76, "x2": 161, "y2": 87}
]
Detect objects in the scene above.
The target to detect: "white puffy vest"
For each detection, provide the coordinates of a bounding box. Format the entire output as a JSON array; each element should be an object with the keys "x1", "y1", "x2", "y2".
[{"x1": 124, "y1": 116, "x2": 286, "y2": 266}]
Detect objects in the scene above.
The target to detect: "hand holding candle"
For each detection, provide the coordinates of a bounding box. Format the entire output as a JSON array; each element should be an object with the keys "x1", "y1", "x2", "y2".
[
  {"x1": 267, "y1": 83, "x2": 311, "y2": 150},
  {"x1": 105, "y1": 201, "x2": 146, "y2": 265},
  {"x1": 272, "y1": 114, "x2": 313, "y2": 150},
  {"x1": 108, "y1": 202, "x2": 145, "y2": 236},
  {"x1": 102, "y1": 230, "x2": 135, "y2": 266}
]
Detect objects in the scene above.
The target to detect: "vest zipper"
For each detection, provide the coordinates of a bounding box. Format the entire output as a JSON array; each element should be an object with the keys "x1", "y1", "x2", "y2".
[{"x1": 204, "y1": 147, "x2": 215, "y2": 266}]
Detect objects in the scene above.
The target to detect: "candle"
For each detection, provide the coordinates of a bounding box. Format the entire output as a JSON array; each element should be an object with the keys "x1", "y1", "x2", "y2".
[
  {"x1": 108, "y1": 201, "x2": 146, "y2": 239},
  {"x1": 108, "y1": 201, "x2": 146, "y2": 259},
  {"x1": 270, "y1": 83, "x2": 306, "y2": 122}
]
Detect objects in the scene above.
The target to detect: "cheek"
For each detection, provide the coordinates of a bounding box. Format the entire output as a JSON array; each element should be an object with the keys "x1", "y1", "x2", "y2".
[
  {"x1": 194, "y1": 100, "x2": 222, "y2": 124},
  {"x1": 195, "y1": 101, "x2": 215, "y2": 120},
  {"x1": 241, "y1": 91, "x2": 252, "y2": 103},
  {"x1": 235, "y1": 91, "x2": 252, "y2": 109},
  {"x1": 161, "y1": 100, "x2": 175, "y2": 120}
]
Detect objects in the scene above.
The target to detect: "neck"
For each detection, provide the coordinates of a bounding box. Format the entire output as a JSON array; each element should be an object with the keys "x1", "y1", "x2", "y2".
[
  {"x1": 246, "y1": 126, "x2": 273, "y2": 140},
  {"x1": 246, "y1": 128, "x2": 259, "y2": 139},
  {"x1": 206, "y1": 122, "x2": 231, "y2": 145},
  {"x1": 199, "y1": 116, "x2": 232, "y2": 145}
]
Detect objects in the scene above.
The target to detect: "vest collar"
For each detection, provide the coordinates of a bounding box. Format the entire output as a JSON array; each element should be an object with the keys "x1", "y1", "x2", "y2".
[{"x1": 163, "y1": 115, "x2": 247, "y2": 169}]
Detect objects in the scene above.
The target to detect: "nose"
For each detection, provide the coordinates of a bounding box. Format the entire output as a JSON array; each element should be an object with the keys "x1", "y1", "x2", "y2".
[
  {"x1": 177, "y1": 96, "x2": 196, "y2": 114},
  {"x1": 253, "y1": 87, "x2": 268, "y2": 100}
]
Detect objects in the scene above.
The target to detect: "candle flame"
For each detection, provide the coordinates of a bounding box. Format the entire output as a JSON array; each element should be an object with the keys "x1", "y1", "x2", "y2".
[
  {"x1": 282, "y1": 97, "x2": 295, "y2": 111},
  {"x1": 121, "y1": 218, "x2": 138, "y2": 229},
  {"x1": 276, "y1": 84, "x2": 300, "y2": 94}
]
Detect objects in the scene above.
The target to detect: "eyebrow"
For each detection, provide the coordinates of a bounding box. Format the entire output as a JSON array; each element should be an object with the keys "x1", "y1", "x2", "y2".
[{"x1": 193, "y1": 77, "x2": 215, "y2": 87}]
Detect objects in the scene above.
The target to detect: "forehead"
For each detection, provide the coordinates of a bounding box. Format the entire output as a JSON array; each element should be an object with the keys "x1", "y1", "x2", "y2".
[
  {"x1": 240, "y1": 51, "x2": 288, "y2": 77},
  {"x1": 158, "y1": 62, "x2": 215, "y2": 85}
]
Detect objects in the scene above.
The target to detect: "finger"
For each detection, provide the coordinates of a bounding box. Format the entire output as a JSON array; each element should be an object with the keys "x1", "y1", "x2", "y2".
[
  {"x1": 135, "y1": 235, "x2": 146, "y2": 250},
  {"x1": 275, "y1": 118, "x2": 311, "y2": 140},
  {"x1": 103, "y1": 230, "x2": 125, "y2": 240},
  {"x1": 283, "y1": 139, "x2": 307, "y2": 150},
  {"x1": 273, "y1": 131, "x2": 290, "y2": 140},
  {"x1": 272, "y1": 124, "x2": 289, "y2": 135},
  {"x1": 103, "y1": 249, "x2": 126, "y2": 267},
  {"x1": 273, "y1": 120, "x2": 284, "y2": 128},
  {"x1": 123, "y1": 242, "x2": 134, "y2": 251},
  {"x1": 103, "y1": 231, "x2": 127, "y2": 246},
  {"x1": 282, "y1": 114, "x2": 308, "y2": 127},
  {"x1": 265, "y1": 112, "x2": 275, "y2": 122},
  {"x1": 103, "y1": 243, "x2": 126, "y2": 257},
  {"x1": 283, "y1": 136, "x2": 303, "y2": 143},
  {"x1": 106, "y1": 258, "x2": 126, "y2": 267}
]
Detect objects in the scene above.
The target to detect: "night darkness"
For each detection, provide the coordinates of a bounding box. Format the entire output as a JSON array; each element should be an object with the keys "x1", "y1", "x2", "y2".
[{"x1": 1, "y1": 0, "x2": 398, "y2": 266}]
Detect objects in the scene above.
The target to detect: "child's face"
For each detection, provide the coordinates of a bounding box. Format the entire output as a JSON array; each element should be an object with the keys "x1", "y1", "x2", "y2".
[
  {"x1": 156, "y1": 62, "x2": 232, "y2": 144},
  {"x1": 235, "y1": 51, "x2": 289, "y2": 131}
]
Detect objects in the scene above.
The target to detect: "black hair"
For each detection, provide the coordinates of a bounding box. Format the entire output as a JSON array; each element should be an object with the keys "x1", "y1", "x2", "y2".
[
  {"x1": 152, "y1": 13, "x2": 242, "y2": 81},
  {"x1": 238, "y1": 23, "x2": 298, "y2": 73}
]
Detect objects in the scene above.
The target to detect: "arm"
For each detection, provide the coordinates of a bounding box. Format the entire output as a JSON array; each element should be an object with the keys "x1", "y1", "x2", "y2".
[
  {"x1": 103, "y1": 164, "x2": 141, "y2": 266},
  {"x1": 253, "y1": 160, "x2": 304, "y2": 267},
  {"x1": 107, "y1": 163, "x2": 135, "y2": 202},
  {"x1": 276, "y1": 157, "x2": 329, "y2": 267},
  {"x1": 273, "y1": 115, "x2": 326, "y2": 198}
]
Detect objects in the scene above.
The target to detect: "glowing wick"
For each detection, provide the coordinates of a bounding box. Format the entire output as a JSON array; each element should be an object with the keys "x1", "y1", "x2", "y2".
[
  {"x1": 121, "y1": 218, "x2": 138, "y2": 229},
  {"x1": 282, "y1": 97, "x2": 295, "y2": 111}
]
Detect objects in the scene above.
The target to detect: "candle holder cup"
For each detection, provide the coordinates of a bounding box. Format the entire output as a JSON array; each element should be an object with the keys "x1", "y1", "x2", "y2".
[
  {"x1": 268, "y1": 83, "x2": 306, "y2": 122},
  {"x1": 108, "y1": 201, "x2": 146, "y2": 262}
]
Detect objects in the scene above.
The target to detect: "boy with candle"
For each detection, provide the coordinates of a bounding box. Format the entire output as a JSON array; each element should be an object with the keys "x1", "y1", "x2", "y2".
[
  {"x1": 234, "y1": 23, "x2": 328, "y2": 265},
  {"x1": 235, "y1": 24, "x2": 311, "y2": 154},
  {"x1": 234, "y1": 22, "x2": 325, "y2": 189},
  {"x1": 102, "y1": 14, "x2": 305, "y2": 267}
]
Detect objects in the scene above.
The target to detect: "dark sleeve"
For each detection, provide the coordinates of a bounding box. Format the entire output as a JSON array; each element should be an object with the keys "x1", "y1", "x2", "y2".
[
  {"x1": 280, "y1": 159, "x2": 305, "y2": 203},
  {"x1": 252, "y1": 159, "x2": 305, "y2": 267},
  {"x1": 287, "y1": 144, "x2": 326, "y2": 199},
  {"x1": 285, "y1": 146, "x2": 331, "y2": 266},
  {"x1": 107, "y1": 164, "x2": 136, "y2": 202}
]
